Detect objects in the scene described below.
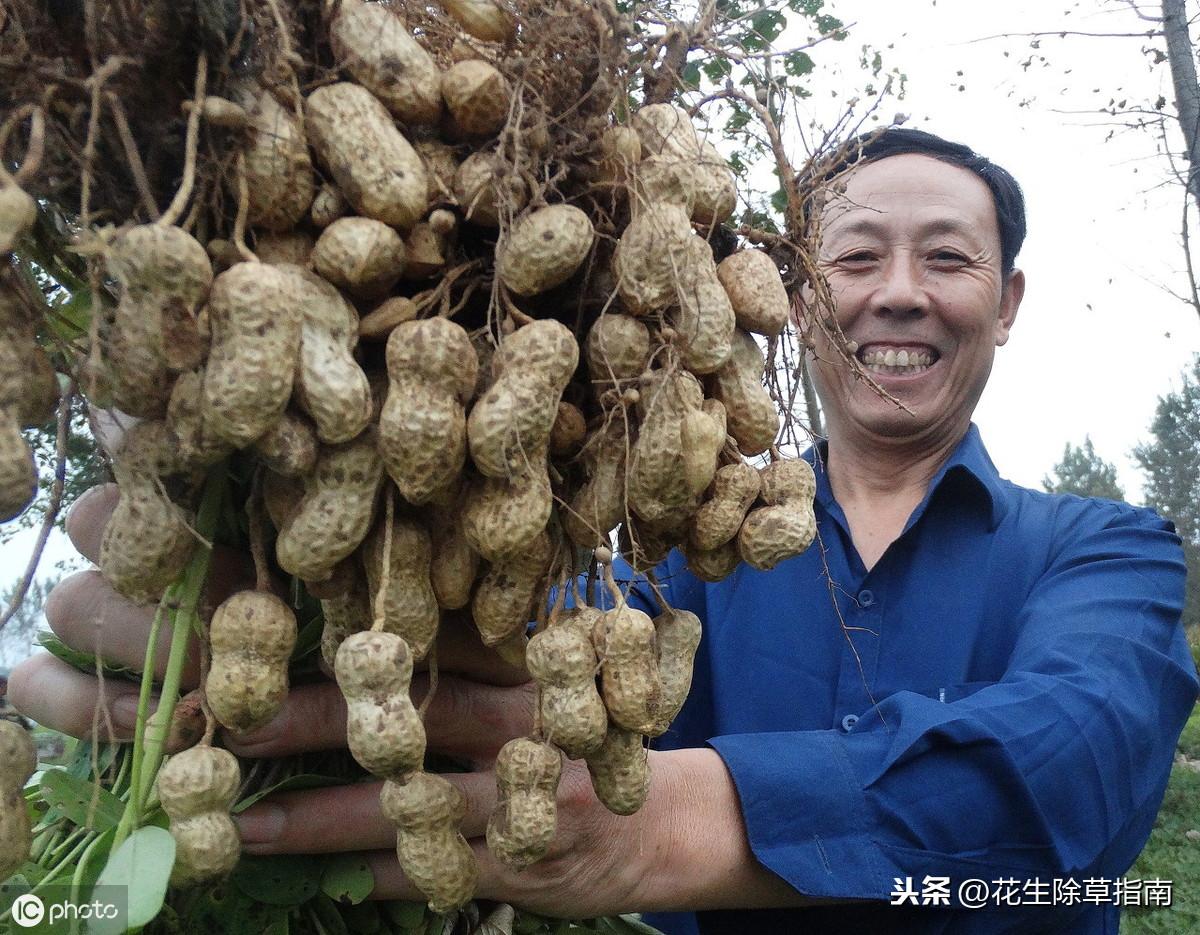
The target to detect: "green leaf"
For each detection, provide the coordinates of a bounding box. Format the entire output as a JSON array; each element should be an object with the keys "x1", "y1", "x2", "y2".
[
  {"x1": 320, "y1": 853, "x2": 375, "y2": 905},
  {"x1": 231, "y1": 854, "x2": 323, "y2": 906},
  {"x1": 702, "y1": 58, "x2": 732, "y2": 83},
  {"x1": 311, "y1": 893, "x2": 352, "y2": 935},
  {"x1": 38, "y1": 633, "x2": 140, "y2": 682},
  {"x1": 381, "y1": 899, "x2": 427, "y2": 930},
  {"x1": 180, "y1": 883, "x2": 292, "y2": 935},
  {"x1": 232, "y1": 773, "x2": 346, "y2": 813},
  {"x1": 749, "y1": 9, "x2": 785, "y2": 43},
  {"x1": 783, "y1": 51, "x2": 815, "y2": 77},
  {"x1": 680, "y1": 61, "x2": 702, "y2": 90},
  {"x1": 770, "y1": 187, "x2": 790, "y2": 214},
  {"x1": 89, "y1": 825, "x2": 175, "y2": 934},
  {"x1": 615, "y1": 916, "x2": 670, "y2": 935},
  {"x1": 39, "y1": 768, "x2": 125, "y2": 832}
]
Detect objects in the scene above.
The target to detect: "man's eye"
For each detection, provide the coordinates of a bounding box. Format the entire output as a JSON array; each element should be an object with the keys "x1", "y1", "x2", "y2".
[
  {"x1": 931, "y1": 251, "x2": 968, "y2": 264},
  {"x1": 838, "y1": 252, "x2": 876, "y2": 264}
]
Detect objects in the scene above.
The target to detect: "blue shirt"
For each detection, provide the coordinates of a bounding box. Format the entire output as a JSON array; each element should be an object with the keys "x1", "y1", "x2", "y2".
[{"x1": 629, "y1": 425, "x2": 1197, "y2": 935}]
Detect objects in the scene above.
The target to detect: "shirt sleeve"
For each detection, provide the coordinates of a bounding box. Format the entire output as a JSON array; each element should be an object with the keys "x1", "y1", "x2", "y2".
[{"x1": 708, "y1": 506, "x2": 1199, "y2": 901}]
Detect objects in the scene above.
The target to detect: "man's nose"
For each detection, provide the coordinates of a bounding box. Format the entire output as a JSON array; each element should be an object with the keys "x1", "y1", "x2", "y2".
[{"x1": 872, "y1": 254, "x2": 927, "y2": 318}]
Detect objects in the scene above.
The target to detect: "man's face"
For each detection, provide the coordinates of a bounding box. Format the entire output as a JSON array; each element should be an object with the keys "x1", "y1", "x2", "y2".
[{"x1": 809, "y1": 153, "x2": 1024, "y2": 445}]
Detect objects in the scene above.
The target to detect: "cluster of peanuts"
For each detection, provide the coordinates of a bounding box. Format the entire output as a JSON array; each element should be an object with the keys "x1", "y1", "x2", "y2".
[{"x1": 0, "y1": 0, "x2": 819, "y2": 908}]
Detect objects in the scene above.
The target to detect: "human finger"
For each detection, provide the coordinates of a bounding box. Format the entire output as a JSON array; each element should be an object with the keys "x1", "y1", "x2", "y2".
[
  {"x1": 429, "y1": 612, "x2": 530, "y2": 687},
  {"x1": 6, "y1": 653, "x2": 203, "y2": 750},
  {"x1": 44, "y1": 569, "x2": 202, "y2": 687},
  {"x1": 234, "y1": 771, "x2": 499, "y2": 856},
  {"x1": 224, "y1": 673, "x2": 535, "y2": 763},
  {"x1": 65, "y1": 483, "x2": 120, "y2": 564},
  {"x1": 65, "y1": 483, "x2": 260, "y2": 611}
]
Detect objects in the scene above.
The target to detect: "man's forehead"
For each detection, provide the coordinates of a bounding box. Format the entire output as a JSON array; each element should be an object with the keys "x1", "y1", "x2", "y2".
[{"x1": 821, "y1": 153, "x2": 999, "y2": 239}]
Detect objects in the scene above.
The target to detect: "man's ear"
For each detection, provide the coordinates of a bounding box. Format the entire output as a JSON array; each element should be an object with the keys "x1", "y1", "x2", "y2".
[{"x1": 995, "y1": 268, "x2": 1024, "y2": 347}]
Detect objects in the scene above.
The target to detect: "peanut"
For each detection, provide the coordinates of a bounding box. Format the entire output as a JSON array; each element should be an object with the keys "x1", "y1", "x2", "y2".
[
  {"x1": 628, "y1": 370, "x2": 704, "y2": 523},
  {"x1": 453, "y1": 151, "x2": 527, "y2": 226},
  {"x1": 201, "y1": 262, "x2": 304, "y2": 448},
  {"x1": 428, "y1": 481, "x2": 479, "y2": 611},
  {"x1": 251, "y1": 410, "x2": 318, "y2": 478},
  {"x1": 310, "y1": 182, "x2": 348, "y2": 228},
  {"x1": 462, "y1": 463, "x2": 553, "y2": 562},
  {"x1": 563, "y1": 419, "x2": 627, "y2": 549},
  {"x1": 683, "y1": 537, "x2": 740, "y2": 582},
  {"x1": 305, "y1": 82, "x2": 428, "y2": 230},
  {"x1": 99, "y1": 422, "x2": 195, "y2": 604},
  {"x1": 380, "y1": 317, "x2": 477, "y2": 505},
  {"x1": 442, "y1": 60, "x2": 509, "y2": 138},
  {"x1": 711, "y1": 329, "x2": 779, "y2": 456},
  {"x1": 289, "y1": 266, "x2": 373, "y2": 443},
  {"x1": 679, "y1": 398, "x2": 727, "y2": 497},
  {"x1": 363, "y1": 513, "x2": 440, "y2": 660},
  {"x1": 207, "y1": 591, "x2": 297, "y2": 733},
  {"x1": 319, "y1": 570, "x2": 372, "y2": 670},
  {"x1": 692, "y1": 141, "x2": 737, "y2": 227},
  {"x1": 276, "y1": 430, "x2": 385, "y2": 582},
  {"x1": 0, "y1": 410, "x2": 35, "y2": 521},
  {"x1": 690, "y1": 462, "x2": 760, "y2": 552},
  {"x1": 526, "y1": 608, "x2": 607, "y2": 758},
  {"x1": 379, "y1": 772, "x2": 477, "y2": 912},
  {"x1": 648, "y1": 609, "x2": 701, "y2": 736},
  {"x1": 487, "y1": 738, "x2": 562, "y2": 869},
  {"x1": 612, "y1": 202, "x2": 695, "y2": 315},
  {"x1": 103, "y1": 224, "x2": 212, "y2": 417},
  {"x1": 468, "y1": 319, "x2": 578, "y2": 478},
  {"x1": 312, "y1": 217, "x2": 407, "y2": 299},
  {"x1": 472, "y1": 529, "x2": 554, "y2": 646},
  {"x1": 238, "y1": 86, "x2": 316, "y2": 232},
  {"x1": 593, "y1": 603, "x2": 661, "y2": 734},
  {"x1": 737, "y1": 458, "x2": 817, "y2": 570},
  {"x1": 498, "y1": 205, "x2": 595, "y2": 296},
  {"x1": 329, "y1": 0, "x2": 442, "y2": 125},
  {"x1": 157, "y1": 746, "x2": 241, "y2": 886},
  {"x1": 359, "y1": 296, "x2": 419, "y2": 342},
  {"x1": 585, "y1": 724, "x2": 650, "y2": 816},
  {"x1": 671, "y1": 236, "x2": 735, "y2": 374},
  {"x1": 717, "y1": 249, "x2": 789, "y2": 337},
  {"x1": 439, "y1": 0, "x2": 515, "y2": 43},
  {"x1": 0, "y1": 721, "x2": 36, "y2": 880},
  {"x1": 585, "y1": 314, "x2": 650, "y2": 390},
  {"x1": 631, "y1": 104, "x2": 701, "y2": 163},
  {"x1": 336, "y1": 631, "x2": 426, "y2": 778}
]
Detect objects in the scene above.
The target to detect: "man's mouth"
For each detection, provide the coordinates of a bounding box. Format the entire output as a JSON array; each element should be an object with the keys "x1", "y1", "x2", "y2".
[{"x1": 854, "y1": 343, "x2": 940, "y2": 376}]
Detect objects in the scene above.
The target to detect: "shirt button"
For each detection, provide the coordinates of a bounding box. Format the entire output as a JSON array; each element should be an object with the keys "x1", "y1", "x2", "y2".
[
  {"x1": 858, "y1": 589, "x2": 874, "y2": 607},
  {"x1": 841, "y1": 714, "x2": 859, "y2": 732}
]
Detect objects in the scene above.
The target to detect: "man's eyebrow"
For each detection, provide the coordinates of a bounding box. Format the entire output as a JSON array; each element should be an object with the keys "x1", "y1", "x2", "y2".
[{"x1": 823, "y1": 214, "x2": 985, "y2": 242}]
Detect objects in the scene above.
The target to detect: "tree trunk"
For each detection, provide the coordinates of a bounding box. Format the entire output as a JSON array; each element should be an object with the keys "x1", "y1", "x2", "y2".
[
  {"x1": 1163, "y1": 0, "x2": 1200, "y2": 202},
  {"x1": 800, "y1": 355, "x2": 824, "y2": 439}
]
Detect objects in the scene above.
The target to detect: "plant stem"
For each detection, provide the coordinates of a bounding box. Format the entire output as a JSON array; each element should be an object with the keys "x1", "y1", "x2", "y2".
[{"x1": 111, "y1": 469, "x2": 224, "y2": 850}]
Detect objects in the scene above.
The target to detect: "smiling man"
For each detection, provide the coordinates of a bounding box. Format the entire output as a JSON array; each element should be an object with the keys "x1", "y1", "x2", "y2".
[{"x1": 8, "y1": 129, "x2": 1197, "y2": 934}]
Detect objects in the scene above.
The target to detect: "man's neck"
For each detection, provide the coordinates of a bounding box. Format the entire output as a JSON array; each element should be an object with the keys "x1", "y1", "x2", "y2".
[{"x1": 822, "y1": 422, "x2": 967, "y2": 570}]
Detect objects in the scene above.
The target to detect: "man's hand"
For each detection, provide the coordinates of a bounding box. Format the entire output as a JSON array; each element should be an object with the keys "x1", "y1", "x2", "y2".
[{"x1": 8, "y1": 483, "x2": 805, "y2": 917}]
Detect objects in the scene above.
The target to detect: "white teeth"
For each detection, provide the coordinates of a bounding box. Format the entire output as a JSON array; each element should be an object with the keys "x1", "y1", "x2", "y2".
[{"x1": 858, "y1": 346, "x2": 936, "y2": 373}]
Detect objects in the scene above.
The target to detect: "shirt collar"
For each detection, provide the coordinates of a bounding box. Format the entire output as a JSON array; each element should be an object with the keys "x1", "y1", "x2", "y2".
[{"x1": 804, "y1": 423, "x2": 1009, "y2": 533}]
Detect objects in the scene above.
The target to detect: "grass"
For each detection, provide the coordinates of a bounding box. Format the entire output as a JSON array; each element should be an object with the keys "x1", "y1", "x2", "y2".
[{"x1": 1122, "y1": 703, "x2": 1200, "y2": 933}]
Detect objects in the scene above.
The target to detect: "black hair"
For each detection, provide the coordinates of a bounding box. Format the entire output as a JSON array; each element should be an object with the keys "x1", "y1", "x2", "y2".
[{"x1": 831, "y1": 128, "x2": 1027, "y2": 276}]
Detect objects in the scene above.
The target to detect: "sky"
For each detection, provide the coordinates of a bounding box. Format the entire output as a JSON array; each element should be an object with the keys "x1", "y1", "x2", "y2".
[
  {"x1": 4, "y1": 0, "x2": 1200, "y2": 661},
  {"x1": 799, "y1": 0, "x2": 1200, "y2": 496}
]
